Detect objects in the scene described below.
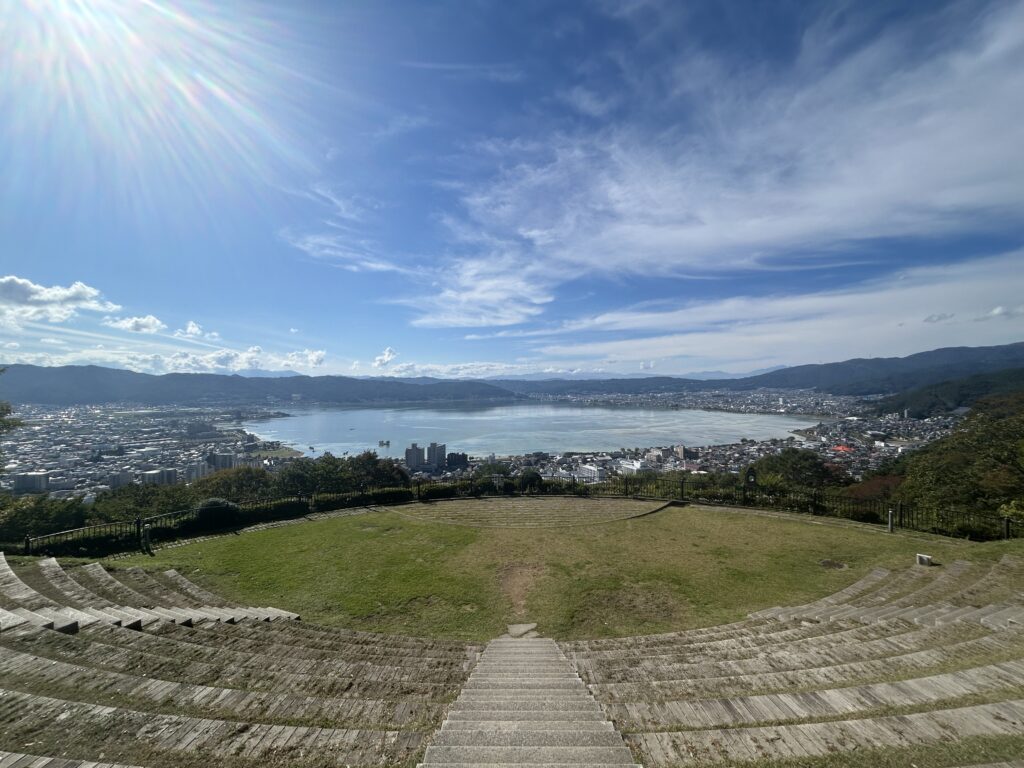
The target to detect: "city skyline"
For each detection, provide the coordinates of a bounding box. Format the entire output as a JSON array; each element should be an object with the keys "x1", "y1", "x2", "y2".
[{"x1": 3, "y1": 0, "x2": 1024, "y2": 379}]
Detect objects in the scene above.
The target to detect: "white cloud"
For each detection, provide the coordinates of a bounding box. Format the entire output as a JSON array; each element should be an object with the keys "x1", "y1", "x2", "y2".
[
  {"x1": 3, "y1": 324, "x2": 326, "y2": 375},
  {"x1": 175, "y1": 320, "x2": 203, "y2": 337},
  {"x1": 173, "y1": 320, "x2": 220, "y2": 340},
  {"x1": 289, "y1": 327, "x2": 300, "y2": 334},
  {"x1": 0, "y1": 275, "x2": 119, "y2": 328},
  {"x1": 974, "y1": 305, "x2": 1024, "y2": 321},
  {"x1": 384, "y1": 360, "x2": 541, "y2": 379},
  {"x1": 102, "y1": 315, "x2": 167, "y2": 334},
  {"x1": 372, "y1": 346, "x2": 398, "y2": 368},
  {"x1": 281, "y1": 348, "x2": 326, "y2": 369},
  {"x1": 281, "y1": 230, "x2": 408, "y2": 274},
  {"x1": 535, "y1": 250, "x2": 1024, "y2": 370},
  {"x1": 401, "y1": 253, "x2": 554, "y2": 328},
  {"x1": 417, "y1": 2, "x2": 1024, "y2": 327}
]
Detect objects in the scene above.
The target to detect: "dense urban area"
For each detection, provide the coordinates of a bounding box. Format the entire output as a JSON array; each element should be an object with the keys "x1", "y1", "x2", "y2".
[{"x1": 0, "y1": 392, "x2": 962, "y2": 499}]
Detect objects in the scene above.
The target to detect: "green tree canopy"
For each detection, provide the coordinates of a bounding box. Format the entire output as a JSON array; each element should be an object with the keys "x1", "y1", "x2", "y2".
[
  {"x1": 473, "y1": 462, "x2": 510, "y2": 480},
  {"x1": 893, "y1": 392, "x2": 1024, "y2": 513},
  {"x1": 747, "y1": 448, "x2": 846, "y2": 489},
  {"x1": 191, "y1": 466, "x2": 274, "y2": 499}
]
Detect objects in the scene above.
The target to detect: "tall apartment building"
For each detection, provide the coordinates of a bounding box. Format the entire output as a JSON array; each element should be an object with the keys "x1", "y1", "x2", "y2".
[
  {"x1": 211, "y1": 453, "x2": 236, "y2": 470},
  {"x1": 426, "y1": 442, "x2": 447, "y2": 470},
  {"x1": 139, "y1": 468, "x2": 178, "y2": 485},
  {"x1": 108, "y1": 470, "x2": 135, "y2": 489},
  {"x1": 405, "y1": 443, "x2": 425, "y2": 470},
  {"x1": 13, "y1": 472, "x2": 49, "y2": 494}
]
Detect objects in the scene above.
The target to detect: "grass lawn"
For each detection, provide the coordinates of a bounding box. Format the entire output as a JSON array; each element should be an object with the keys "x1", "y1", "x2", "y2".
[{"x1": 114, "y1": 500, "x2": 1024, "y2": 641}]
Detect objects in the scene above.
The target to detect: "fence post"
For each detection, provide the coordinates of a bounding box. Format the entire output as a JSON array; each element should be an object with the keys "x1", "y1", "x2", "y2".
[
  {"x1": 888, "y1": 508, "x2": 894, "y2": 533},
  {"x1": 24, "y1": 535, "x2": 31, "y2": 556},
  {"x1": 680, "y1": 477, "x2": 685, "y2": 501},
  {"x1": 1005, "y1": 516, "x2": 1012, "y2": 540},
  {"x1": 898, "y1": 501, "x2": 904, "y2": 528},
  {"x1": 415, "y1": 481, "x2": 421, "y2": 501}
]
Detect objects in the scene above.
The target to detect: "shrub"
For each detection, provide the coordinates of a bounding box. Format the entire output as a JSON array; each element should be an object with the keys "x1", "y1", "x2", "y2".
[
  {"x1": 311, "y1": 486, "x2": 413, "y2": 512},
  {"x1": 196, "y1": 498, "x2": 241, "y2": 530},
  {"x1": 238, "y1": 498, "x2": 309, "y2": 525},
  {"x1": 420, "y1": 483, "x2": 461, "y2": 501}
]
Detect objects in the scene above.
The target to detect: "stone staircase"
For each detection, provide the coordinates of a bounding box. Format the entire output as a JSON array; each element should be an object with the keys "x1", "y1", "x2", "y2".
[{"x1": 419, "y1": 636, "x2": 640, "y2": 767}]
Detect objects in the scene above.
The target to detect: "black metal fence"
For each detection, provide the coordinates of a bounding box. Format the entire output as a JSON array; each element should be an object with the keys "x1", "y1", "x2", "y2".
[{"x1": 19, "y1": 474, "x2": 1022, "y2": 557}]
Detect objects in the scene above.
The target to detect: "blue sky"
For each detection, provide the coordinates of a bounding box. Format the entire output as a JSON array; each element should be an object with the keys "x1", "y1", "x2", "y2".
[{"x1": 1, "y1": 0, "x2": 1023, "y2": 378}]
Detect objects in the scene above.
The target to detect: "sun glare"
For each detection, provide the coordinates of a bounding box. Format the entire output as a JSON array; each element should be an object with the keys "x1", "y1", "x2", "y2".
[{"x1": 0, "y1": 0, "x2": 311, "y2": 214}]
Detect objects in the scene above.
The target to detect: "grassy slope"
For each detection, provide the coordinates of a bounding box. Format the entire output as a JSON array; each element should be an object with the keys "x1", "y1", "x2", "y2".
[{"x1": 114, "y1": 502, "x2": 1024, "y2": 641}]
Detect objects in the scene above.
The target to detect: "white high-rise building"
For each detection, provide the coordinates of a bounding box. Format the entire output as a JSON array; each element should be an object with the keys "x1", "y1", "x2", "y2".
[
  {"x1": 405, "y1": 443, "x2": 425, "y2": 470},
  {"x1": 426, "y1": 442, "x2": 447, "y2": 470}
]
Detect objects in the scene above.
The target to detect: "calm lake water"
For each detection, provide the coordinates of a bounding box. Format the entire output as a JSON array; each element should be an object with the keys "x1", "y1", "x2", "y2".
[{"x1": 240, "y1": 404, "x2": 817, "y2": 458}]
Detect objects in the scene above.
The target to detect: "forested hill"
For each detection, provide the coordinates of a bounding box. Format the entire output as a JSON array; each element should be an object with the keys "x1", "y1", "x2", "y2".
[
  {"x1": 883, "y1": 391, "x2": 1024, "y2": 515},
  {"x1": 875, "y1": 367, "x2": 1024, "y2": 417},
  {"x1": 0, "y1": 365, "x2": 521, "y2": 406},
  {"x1": 738, "y1": 342, "x2": 1024, "y2": 394},
  {"x1": 492, "y1": 342, "x2": 1024, "y2": 397}
]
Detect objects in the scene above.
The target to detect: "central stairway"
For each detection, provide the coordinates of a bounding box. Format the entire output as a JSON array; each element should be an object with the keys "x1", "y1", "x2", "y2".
[{"x1": 418, "y1": 636, "x2": 640, "y2": 766}]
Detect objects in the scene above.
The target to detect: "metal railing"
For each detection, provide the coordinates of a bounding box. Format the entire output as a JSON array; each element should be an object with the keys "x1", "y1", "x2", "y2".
[{"x1": 18, "y1": 475, "x2": 1022, "y2": 557}]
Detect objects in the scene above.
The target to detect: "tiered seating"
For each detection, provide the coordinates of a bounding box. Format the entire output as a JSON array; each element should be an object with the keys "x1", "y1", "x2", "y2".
[
  {"x1": 562, "y1": 555, "x2": 1024, "y2": 765},
  {"x1": 1, "y1": 553, "x2": 296, "y2": 631},
  {"x1": 0, "y1": 553, "x2": 481, "y2": 767},
  {"x1": 393, "y1": 497, "x2": 665, "y2": 527}
]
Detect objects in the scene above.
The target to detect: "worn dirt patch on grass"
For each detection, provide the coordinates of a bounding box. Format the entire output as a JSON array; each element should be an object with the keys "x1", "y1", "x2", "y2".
[{"x1": 500, "y1": 562, "x2": 546, "y2": 616}]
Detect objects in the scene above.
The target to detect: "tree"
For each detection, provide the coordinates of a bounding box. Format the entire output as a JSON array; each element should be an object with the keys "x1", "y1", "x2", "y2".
[
  {"x1": 747, "y1": 448, "x2": 845, "y2": 489},
  {"x1": 894, "y1": 392, "x2": 1024, "y2": 512},
  {"x1": 191, "y1": 467, "x2": 274, "y2": 500},
  {"x1": 519, "y1": 468, "x2": 542, "y2": 492},
  {"x1": 273, "y1": 458, "x2": 318, "y2": 497},
  {"x1": 90, "y1": 483, "x2": 196, "y2": 521},
  {"x1": 0, "y1": 369, "x2": 23, "y2": 472},
  {"x1": 473, "y1": 462, "x2": 509, "y2": 480}
]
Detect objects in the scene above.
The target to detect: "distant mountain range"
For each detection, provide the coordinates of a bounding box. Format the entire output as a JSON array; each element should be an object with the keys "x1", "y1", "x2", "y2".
[
  {"x1": 0, "y1": 365, "x2": 521, "y2": 406},
  {"x1": 489, "y1": 342, "x2": 1024, "y2": 397},
  {"x1": 2, "y1": 341, "x2": 1023, "y2": 405}
]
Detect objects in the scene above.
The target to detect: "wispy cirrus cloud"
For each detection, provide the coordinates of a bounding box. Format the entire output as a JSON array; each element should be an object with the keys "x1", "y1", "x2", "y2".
[
  {"x1": 533, "y1": 250, "x2": 1024, "y2": 370},
  {"x1": 281, "y1": 183, "x2": 414, "y2": 273},
  {"x1": 400, "y1": 60, "x2": 524, "y2": 83},
  {"x1": 406, "y1": 0, "x2": 1024, "y2": 329}
]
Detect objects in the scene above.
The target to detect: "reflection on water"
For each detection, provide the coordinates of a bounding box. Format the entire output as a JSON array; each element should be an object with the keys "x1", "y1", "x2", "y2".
[{"x1": 241, "y1": 404, "x2": 817, "y2": 458}]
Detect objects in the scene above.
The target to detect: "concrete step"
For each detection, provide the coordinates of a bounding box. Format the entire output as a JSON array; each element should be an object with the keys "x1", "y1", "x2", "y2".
[
  {"x1": 441, "y1": 721, "x2": 614, "y2": 731},
  {"x1": 448, "y1": 707, "x2": 605, "y2": 717},
  {"x1": 420, "y1": 746, "x2": 637, "y2": 763},
  {"x1": 420, "y1": 764, "x2": 641, "y2": 768}
]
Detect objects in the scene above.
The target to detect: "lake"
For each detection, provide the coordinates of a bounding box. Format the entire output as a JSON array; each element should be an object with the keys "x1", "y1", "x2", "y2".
[{"x1": 239, "y1": 404, "x2": 818, "y2": 458}]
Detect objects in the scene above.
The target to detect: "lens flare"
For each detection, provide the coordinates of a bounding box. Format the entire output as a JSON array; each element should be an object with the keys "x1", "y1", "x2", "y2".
[{"x1": 0, "y1": 0, "x2": 314, "y2": 217}]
